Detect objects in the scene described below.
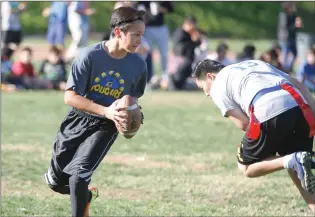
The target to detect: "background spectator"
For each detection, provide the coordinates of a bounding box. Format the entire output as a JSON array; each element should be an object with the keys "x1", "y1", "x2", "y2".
[
  {"x1": 137, "y1": 1, "x2": 174, "y2": 82},
  {"x1": 297, "y1": 48, "x2": 315, "y2": 92},
  {"x1": 1, "y1": 46, "x2": 14, "y2": 78},
  {"x1": 39, "y1": 46, "x2": 67, "y2": 90},
  {"x1": 237, "y1": 44, "x2": 256, "y2": 62},
  {"x1": 11, "y1": 47, "x2": 53, "y2": 90},
  {"x1": 66, "y1": 1, "x2": 95, "y2": 61},
  {"x1": 167, "y1": 16, "x2": 201, "y2": 91},
  {"x1": 42, "y1": 1, "x2": 68, "y2": 51},
  {"x1": 277, "y1": 1, "x2": 303, "y2": 73},
  {"x1": 1, "y1": 1, "x2": 27, "y2": 51},
  {"x1": 260, "y1": 48, "x2": 287, "y2": 73},
  {"x1": 206, "y1": 42, "x2": 234, "y2": 66}
]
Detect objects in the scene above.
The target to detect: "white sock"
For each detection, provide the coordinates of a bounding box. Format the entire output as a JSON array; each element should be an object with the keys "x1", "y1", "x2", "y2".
[{"x1": 283, "y1": 153, "x2": 295, "y2": 169}]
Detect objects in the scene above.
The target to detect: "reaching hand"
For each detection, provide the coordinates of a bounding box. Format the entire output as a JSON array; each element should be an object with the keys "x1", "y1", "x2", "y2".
[{"x1": 105, "y1": 100, "x2": 127, "y2": 128}]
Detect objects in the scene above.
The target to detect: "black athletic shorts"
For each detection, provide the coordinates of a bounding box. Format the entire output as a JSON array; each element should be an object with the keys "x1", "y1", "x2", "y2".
[
  {"x1": 2, "y1": 30, "x2": 22, "y2": 45},
  {"x1": 46, "y1": 108, "x2": 118, "y2": 186},
  {"x1": 237, "y1": 106, "x2": 314, "y2": 165}
]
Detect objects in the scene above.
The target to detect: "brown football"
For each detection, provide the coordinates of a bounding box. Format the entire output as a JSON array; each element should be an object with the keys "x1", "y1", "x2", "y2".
[{"x1": 115, "y1": 95, "x2": 142, "y2": 139}]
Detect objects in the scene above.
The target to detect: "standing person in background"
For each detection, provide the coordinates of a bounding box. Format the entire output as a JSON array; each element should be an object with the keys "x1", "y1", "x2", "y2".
[
  {"x1": 168, "y1": 16, "x2": 201, "y2": 90},
  {"x1": 42, "y1": 1, "x2": 69, "y2": 51},
  {"x1": 278, "y1": 1, "x2": 303, "y2": 73},
  {"x1": 66, "y1": 1, "x2": 95, "y2": 62},
  {"x1": 136, "y1": 1, "x2": 174, "y2": 83},
  {"x1": 1, "y1": 1, "x2": 27, "y2": 51}
]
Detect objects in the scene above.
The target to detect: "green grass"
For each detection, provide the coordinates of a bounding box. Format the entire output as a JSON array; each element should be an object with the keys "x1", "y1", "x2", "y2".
[{"x1": 2, "y1": 91, "x2": 314, "y2": 216}]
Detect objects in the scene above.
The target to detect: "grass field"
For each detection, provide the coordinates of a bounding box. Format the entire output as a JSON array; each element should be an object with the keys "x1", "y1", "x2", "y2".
[{"x1": 2, "y1": 90, "x2": 314, "y2": 216}]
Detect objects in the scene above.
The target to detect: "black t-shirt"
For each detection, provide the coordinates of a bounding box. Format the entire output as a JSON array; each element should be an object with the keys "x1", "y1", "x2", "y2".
[
  {"x1": 286, "y1": 12, "x2": 297, "y2": 40},
  {"x1": 173, "y1": 28, "x2": 201, "y2": 60},
  {"x1": 137, "y1": 1, "x2": 174, "y2": 27},
  {"x1": 39, "y1": 59, "x2": 67, "y2": 81},
  {"x1": 278, "y1": 10, "x2": 298, "y2": 42}
]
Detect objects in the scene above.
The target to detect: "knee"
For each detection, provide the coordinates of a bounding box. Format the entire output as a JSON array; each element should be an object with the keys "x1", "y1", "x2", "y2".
[
  {"x1": 44, "y1": 173, "x2": 69, "y2": 195},
  {"x1": 243, "y1": 170, "x2": 256, "y2": 178},
  {"x1": 238, "y1": 163, "x2": 255, "y2": 178},
  {"x1": 69, "y1": 175, "x2": 89, "y2": 186},
  {"x1": 47, "y1": 182, "x2": 69, "y2": 195}
]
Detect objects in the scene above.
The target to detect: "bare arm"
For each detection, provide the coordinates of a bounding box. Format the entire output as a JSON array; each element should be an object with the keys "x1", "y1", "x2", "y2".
[
  {"x1": 64, "y1": 89, "x2": 125, "y2": 122},
  {"x1": 226, "y1": 109, "x2": 249, "y2": 132}
]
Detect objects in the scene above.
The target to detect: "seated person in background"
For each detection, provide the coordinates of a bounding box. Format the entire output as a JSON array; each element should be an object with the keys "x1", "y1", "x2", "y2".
[
  {"x1": 272, "y1": 43, "x2": 282, "y2": 59},
  {"x1": 206, "y1": 42, "x2": 234, "y2": 66},
  {"x1": 237, "y1": 44, "x2": 256, "y2": 62},
  {"x1": 297, "y1": 48, "x2": 315, "y2": 92},
  {"x1": 260, "y1": 48, "x2": 287, "y2": 73},
  {"x1": 165, "y1": 16, "x2": 201, "y2": 91},
  {"x1": 1, "y1": 46, "x2": 14, "y2": 79},
  {"x1": 1, "y1": 46, "x2": 17, "y2": 92},
  {"x1": 11, "y1": 47, "x2": 53, "y2": 90},
  {"x1": 39, "y1": 46, "x2": 67, "y2": 90}
]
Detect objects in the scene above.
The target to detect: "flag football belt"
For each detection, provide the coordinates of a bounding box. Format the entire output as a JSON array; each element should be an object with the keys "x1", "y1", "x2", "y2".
[{"x1": 247, "y1": 83, "x2": 315, "y2": 140}]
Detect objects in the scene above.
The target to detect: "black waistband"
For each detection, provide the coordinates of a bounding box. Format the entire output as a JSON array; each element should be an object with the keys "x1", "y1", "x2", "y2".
[{"x1": 71, "y1": 107, "x2": 107, "y2": 121}]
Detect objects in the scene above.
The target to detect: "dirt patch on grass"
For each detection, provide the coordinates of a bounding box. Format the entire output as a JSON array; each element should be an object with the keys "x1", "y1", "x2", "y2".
[
  {"x1": 104, "y1": 155, "x2": 172, "y2": 169},
  {"x1": 100, "y1": 188, "x2": 151, "y2": 200},
  {"x1": 104, "y1": 154, "x2": 219, "y2": 171}
]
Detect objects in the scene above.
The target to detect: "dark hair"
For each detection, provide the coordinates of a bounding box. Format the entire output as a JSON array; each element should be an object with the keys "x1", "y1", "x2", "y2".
[
  {"x1": 185, "y1": 15, "x2": 197, "y2": 24},
  {"x1": 268, "y1": 49, "x2": 278, "y2": 60},
  {"x1": 242, "y1": 44, "x2": 256, "y2": 58},
  {"x1": 49, "y1": 46, "x2": 61, "y2": 56},
  {"x1": 192, "y1": 59, "x2": 226, "y2": 79},
  {"x1": 110, "y1": 7, "x2": 145, "y2": 30},
  {"x1": 216, "y1": 42, "x2": 228, "y2": 53},
  {"x1": 1, "y1": 46, "x2": 14, "y2": 59},
  {"x1": 21, "y1": 47, "x2": 33, "y2": 54}
]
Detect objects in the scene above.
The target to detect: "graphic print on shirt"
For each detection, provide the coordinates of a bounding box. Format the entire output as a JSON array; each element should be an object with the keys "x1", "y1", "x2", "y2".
[{"x1": 86, "y1": 70, "x2": 125, "y2": 105}]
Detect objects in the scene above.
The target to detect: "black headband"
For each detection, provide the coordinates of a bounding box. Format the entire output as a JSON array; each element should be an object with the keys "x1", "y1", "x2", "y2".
[{"x1": 110, "y1": 17, "x2": 143, "y2": 29}]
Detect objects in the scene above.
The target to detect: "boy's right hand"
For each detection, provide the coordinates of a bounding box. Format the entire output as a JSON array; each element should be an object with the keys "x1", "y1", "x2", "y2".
[{"x1": 104, "y1": 100, "x2": 127, "y2": 127}]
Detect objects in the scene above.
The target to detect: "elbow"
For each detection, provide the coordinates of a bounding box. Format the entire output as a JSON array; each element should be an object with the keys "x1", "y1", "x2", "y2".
[
  {"x1": 64, "y1": 94, "x2": 71, "y2": 105},
  {"x1": 290, "y1": 77, "x2": 304, "y2": 90},
  {"x1": 240, "y1": 124, "x2": 248, "y2": 132},
  {"x1": 238, "y1": 122, "x2": 248, "y2": 132},
  {"x1": 64, "y1": 91, "x2": 73, "y2": 106}
]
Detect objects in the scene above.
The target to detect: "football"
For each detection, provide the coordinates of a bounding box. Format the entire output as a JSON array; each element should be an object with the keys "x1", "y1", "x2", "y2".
[{"x1": 115, "y1": 95, "x2": 142, "y2": 139}]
